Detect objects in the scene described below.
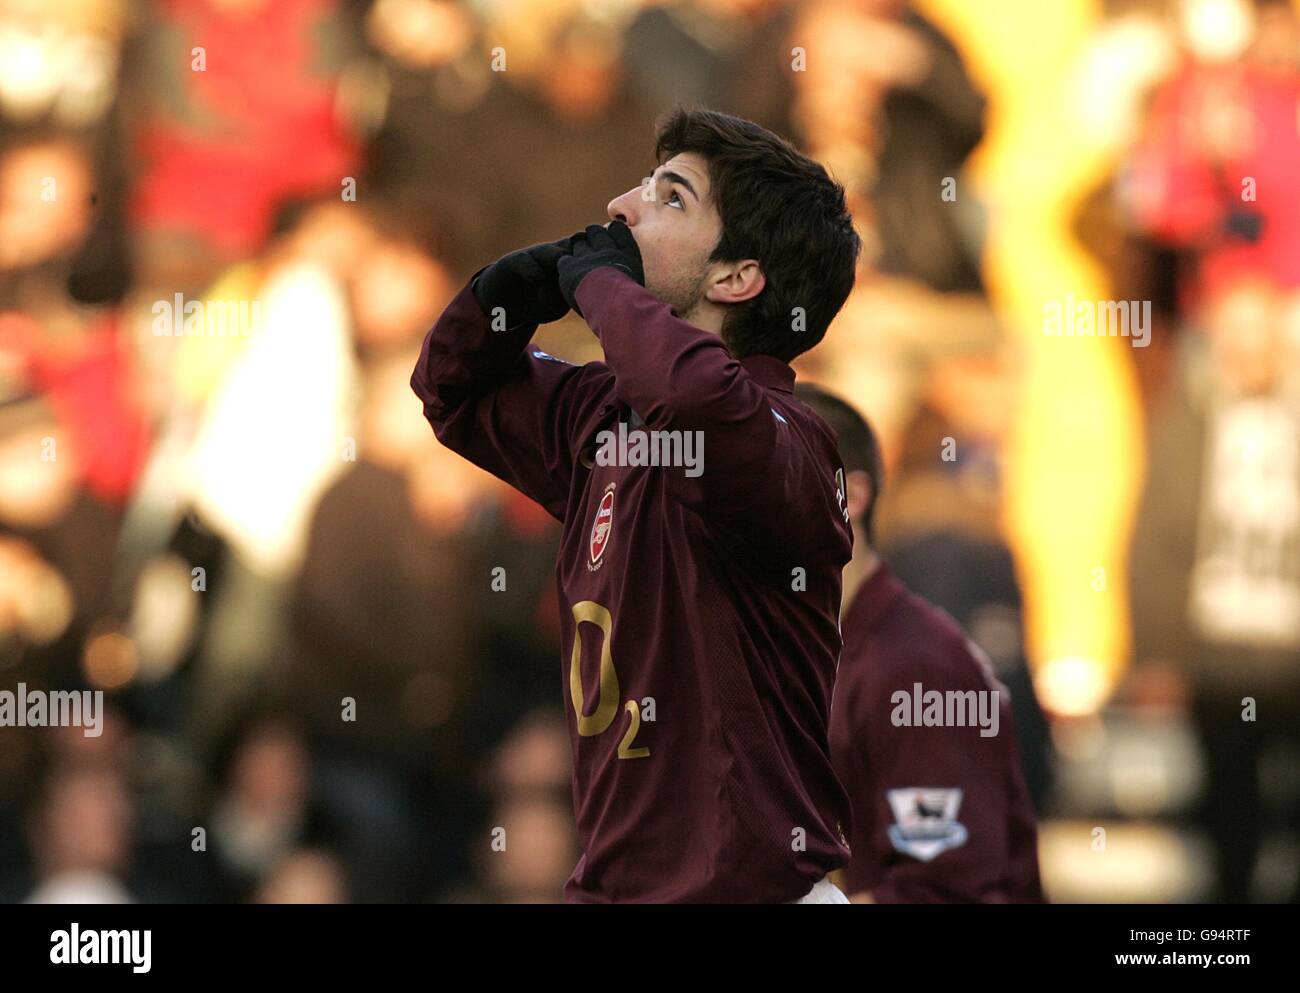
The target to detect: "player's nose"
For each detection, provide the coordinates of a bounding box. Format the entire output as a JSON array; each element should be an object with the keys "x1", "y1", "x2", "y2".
[{"x1": 607, "y1": 186, "x2": 640, "y2": 227}]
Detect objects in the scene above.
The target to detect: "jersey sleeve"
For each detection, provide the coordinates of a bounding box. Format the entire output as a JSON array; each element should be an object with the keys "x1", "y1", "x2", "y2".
[
  {"x1": 862, "y1": 652, "x2": 1021, "y2": 904},
  {"x1": 411, "y1": 270, "x2": 614, "y2": 522}
]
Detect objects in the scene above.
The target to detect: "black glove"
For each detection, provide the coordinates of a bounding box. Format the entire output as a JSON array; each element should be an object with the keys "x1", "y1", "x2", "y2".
[
  {"x1": 557, "y1": 222, "x2": 645, "y2": 317},
  {"x1": 472, "y1": 232, "x2": 584, "y2": 330}
]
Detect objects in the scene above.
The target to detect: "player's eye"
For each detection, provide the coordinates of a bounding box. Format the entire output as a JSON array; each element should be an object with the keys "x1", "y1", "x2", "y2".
[{"x1": 665, "y1": 190, "x2": 684, "y2": 210}]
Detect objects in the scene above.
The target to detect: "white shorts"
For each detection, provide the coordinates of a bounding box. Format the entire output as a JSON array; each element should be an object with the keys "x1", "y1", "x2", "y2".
[{"x1": 790, "y1": 876, "x2": 850, "y2": 904}]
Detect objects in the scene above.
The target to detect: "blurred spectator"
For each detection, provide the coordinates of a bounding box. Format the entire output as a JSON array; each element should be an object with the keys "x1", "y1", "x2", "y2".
[
  {"x1": 792, "y1": 0, "x2": 988, "y2": 293},
  {"x1": 125, "y1": 0, "x2": 366, "y2": 291},
  {"x1": 791, "y1": 1, "x2": 999, "y2": 459},
  {"x1": 347, "y1": 211, "x2": 453, "y2": 357},
  {"x1": 1129, "y1": 276, "x2": 1300, "y2": 901},
  {"x1": 160, "y1": 202, "x2": 363, "y2": 739},
  {"x1": 474, "y1": 792, "x2": 578, "y2": 903},
  {"x1": 0, "y1": 131, "x2": 148, "y2": 504},
  {"x1": 1126, "y1": 0, "x2": 1300, "y2": 312},
  {"x1": 622, "y1": 0, "x2": 797, "y2": 136},
  {"x1": 0, "y1": 386, "x2": 124, "y2": 696},
  {"x1": 289, "y1": 348, "x2": 487, "y2": 897},
  {"x1": 442, "y1": 709, "x2": 575, "y2": 902},
  {"x1": 206, "y1": 711, "x2": 340, "y2": 901},
  {"x1": 252, "y1": 847, "x2": 349, "y2": 903},
  {"x1": 23, "y1": 765, "x2": 135, "y2": 902}
]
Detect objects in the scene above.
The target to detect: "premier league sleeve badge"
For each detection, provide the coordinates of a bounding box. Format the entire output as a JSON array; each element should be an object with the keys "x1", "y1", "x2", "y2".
[{"x1": 885, "y1": 787, "x2": 969, "y2": 862}]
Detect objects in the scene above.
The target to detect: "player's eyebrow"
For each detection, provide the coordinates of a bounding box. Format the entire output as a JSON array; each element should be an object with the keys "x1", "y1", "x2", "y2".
[{"x1": 652, "y1": 167, "x2": 701, "y2": 204}]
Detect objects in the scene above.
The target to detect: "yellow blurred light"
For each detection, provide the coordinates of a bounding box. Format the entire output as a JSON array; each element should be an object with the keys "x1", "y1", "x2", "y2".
[
  {"x1": 1179, "y1": 0, "x2": 1256, "y2": 62},
  {"x1": 1038, "y1": 820, "x2": 1209, "y2": 902},
  {"x1": 1035, "y1": 655, "x2": 1112, "y2": 717},
  {"x1": 921, "y1": 0, "x2": 1143, "y2": 691}
]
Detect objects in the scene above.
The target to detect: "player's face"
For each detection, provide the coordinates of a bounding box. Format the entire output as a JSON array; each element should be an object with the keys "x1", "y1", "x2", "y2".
[{"x1": 606, "y1": 153, "x2": 721, "y2": 321}]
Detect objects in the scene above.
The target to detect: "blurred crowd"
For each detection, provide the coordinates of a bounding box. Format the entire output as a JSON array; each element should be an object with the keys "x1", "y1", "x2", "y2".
[{"x1": 0, "y1": 0, "x2": 1296, "y2": 902}]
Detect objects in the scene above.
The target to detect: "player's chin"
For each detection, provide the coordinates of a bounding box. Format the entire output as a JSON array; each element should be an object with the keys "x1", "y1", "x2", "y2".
[
  {"x1": 640, "y1": 263, "x2": 680, "y2": 297},
  {"x1": 646, "y1": 284, "x2": 688, "y2": 317},
  {"x1": 639, "y1": 271, "x2": 669, "y2": 304}
]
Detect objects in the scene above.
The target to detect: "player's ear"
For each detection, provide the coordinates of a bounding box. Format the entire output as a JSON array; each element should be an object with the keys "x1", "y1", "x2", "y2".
[
  {"x1": 705, "y1": 260, "x2": 765, "y2": 306},
  {"x1": 844, "y1": 469, "x2": 872, "y2": 523}
]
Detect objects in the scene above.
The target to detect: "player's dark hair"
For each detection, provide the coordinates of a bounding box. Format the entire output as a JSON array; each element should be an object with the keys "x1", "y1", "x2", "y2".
[
  {"x1": 653, "y1": 107, "x2": 860, "y2": 362},
  {"x1": 793, "y1": 383, "x2": 884, "y2": 546}
]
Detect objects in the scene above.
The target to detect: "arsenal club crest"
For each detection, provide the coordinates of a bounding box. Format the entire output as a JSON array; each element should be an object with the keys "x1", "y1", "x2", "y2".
[{"x1": 589, "y1": 483, "x2": 616, "y2": 571}]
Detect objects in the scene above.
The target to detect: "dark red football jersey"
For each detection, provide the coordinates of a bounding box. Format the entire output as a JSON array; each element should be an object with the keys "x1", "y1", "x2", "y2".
[
  {"x1": 411, "y1": 266, "x2": 854, "y2": 902},
  {"x1": 829, "y1": 563, "x2": 1046, "y2": 902}
]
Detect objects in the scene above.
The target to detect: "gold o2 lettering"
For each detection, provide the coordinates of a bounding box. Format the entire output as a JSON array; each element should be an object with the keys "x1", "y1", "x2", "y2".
[
  {"x1": 618, "y1": 700, "x2": 650, "y2": 759},
  {"x1": 569, "y1": 601, "x2": 650, "y2": 758},
  {"x1": 569, "y1": 601, "x2": 620, "y2": 736}
]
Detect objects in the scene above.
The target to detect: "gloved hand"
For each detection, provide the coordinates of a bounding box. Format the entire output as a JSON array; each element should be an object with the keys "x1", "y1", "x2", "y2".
[
  {"x1": 558, "y1": 222, "x2": 645, "y2": 317},
  {"x1": 472, "y1": 231, "x2": 585, "y2": 330}
]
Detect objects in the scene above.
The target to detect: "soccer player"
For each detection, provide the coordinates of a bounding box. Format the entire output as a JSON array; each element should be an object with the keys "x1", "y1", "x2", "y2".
[
  {"x1": 411, "y1": 108, "x2": 862, "y2": 902},
  {"x1": 796, "y1": 384, "x2": 1046, "y2": 903}
]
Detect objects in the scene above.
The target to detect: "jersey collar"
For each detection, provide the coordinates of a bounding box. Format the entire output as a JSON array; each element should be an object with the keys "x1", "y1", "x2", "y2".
[{"x1": 739, "y1": 354, "x2": 796, "y2": 395}]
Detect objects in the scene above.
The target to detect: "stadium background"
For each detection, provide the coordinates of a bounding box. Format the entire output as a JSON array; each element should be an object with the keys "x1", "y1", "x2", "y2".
[{"x1": 0, "y1": 0, "x2": 1297, "y2": 902}]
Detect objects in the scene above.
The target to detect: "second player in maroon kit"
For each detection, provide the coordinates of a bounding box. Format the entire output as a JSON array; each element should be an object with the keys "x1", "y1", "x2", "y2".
[
  {"x1": 832, "y1": 563, "x2": 1046, "y2": 902},
  {"x1": 798, "y1": 384, "x2": 1046, "y2": 903}
]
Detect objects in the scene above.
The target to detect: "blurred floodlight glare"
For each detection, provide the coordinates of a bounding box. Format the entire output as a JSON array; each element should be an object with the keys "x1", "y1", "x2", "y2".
[
  {"x1": 1036, "y1": 655, "x2": 1111, "y2": 717},
  {"x1": 0, "y1": 28, "x2": 54, "y2": 120},
  {"x1": 1179, "y1": 0, "x2": 1256, "y2": 62}
]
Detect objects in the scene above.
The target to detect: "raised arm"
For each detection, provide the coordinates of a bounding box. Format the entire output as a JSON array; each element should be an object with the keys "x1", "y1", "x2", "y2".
[{"x1": 411, "y1": 237, "x2": 614, "y2": 521}]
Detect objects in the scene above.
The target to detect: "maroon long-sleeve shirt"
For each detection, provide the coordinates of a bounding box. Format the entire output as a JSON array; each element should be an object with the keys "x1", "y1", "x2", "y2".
[
  {"x1": 829, "y1": 563, "x2": 1046, "y2": 902},
  {"x1": 412, "y1": 265, "x2": 853, "y2": 902}
]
